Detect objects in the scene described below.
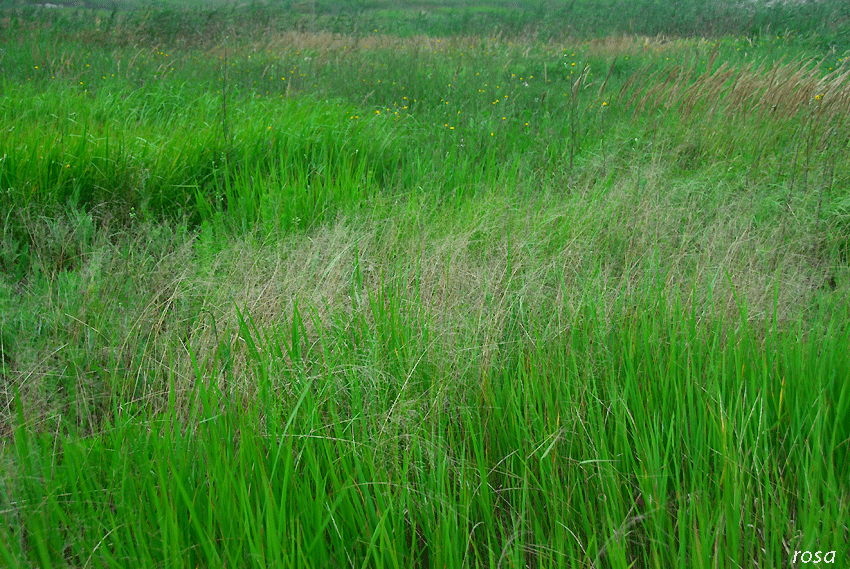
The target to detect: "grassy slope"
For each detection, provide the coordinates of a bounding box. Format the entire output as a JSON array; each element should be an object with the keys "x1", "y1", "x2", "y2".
[{"x1": 1, "y1": 2, "x2": 849, "y2": 567}]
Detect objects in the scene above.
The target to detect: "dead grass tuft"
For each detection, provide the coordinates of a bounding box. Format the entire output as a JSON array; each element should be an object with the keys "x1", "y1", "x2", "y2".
[
  {"x1": 586, "y1": 34, "x2": 702, "y2": 58},
  {"x1": 630, "y1": 58, "x2": 850, "y2": 125}
]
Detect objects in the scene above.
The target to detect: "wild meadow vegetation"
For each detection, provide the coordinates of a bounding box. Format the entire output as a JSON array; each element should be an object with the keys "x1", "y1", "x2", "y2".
[{"x1": 1, "y1": 0, "x2": 850, "y2": 566}]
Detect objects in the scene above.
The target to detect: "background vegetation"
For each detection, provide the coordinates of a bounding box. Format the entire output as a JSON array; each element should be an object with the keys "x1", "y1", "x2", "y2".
[{"x1": 1, "y1": 0, "x2": 849, "y2": 567}]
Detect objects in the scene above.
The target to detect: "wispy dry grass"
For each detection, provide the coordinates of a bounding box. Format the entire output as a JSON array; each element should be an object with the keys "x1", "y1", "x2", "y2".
[
  {"x1": 628, "y1": 57, "x2": 850, "y2": 124},
  {"x1": 585, "y1": 33, "x2": 703, "y2": 57},
  {"x1": 3, "y1": 153, "x2": 838, "y2": 436},
  {"x1": 256, "y1": 30, "x2": 484, "y2": 54}
]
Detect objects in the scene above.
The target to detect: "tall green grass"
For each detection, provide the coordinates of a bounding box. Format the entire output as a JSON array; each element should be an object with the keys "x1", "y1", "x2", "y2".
[
  {"x1": 1, "y1": 2, "x2": 849, "y2": 567},
  {"x1": 3, "y1": 293, "x2": 848, "y2": 567},
  {"x1": 5, "y1": 22, "x2": 848, "y2": 234},
  {"x1": 0, "y1": 79, "x2": 412, "y2": 230}
]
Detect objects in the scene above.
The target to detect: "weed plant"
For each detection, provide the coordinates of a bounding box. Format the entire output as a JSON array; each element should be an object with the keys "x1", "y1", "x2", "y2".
[{"x1": 1, "y1": 1, "x2": 849, "y2": 567}]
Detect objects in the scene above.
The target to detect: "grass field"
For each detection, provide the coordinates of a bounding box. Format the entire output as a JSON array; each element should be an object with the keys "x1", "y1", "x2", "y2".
[{"x1": 1, "y1": 0, "x2": 850, "y2": 567}]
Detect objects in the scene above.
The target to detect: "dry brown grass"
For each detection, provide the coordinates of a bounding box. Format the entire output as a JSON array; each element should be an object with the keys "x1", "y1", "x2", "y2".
[
  {"x1": 628, "y1": 57, "x2": 850, "y2": 125},
  {"x1": 210, "y1": 30, "x2": 487, "y2": 59},
  {"x1": 2, "y1": 185, "x2": 831, "y2": 435},
  {"x1": 586, "y1": 34, "x2": 704, "y2": 58},
  {"x1": 7, "y1": 156, "x2": 831, "y2": 434},
  {"x1": 223, "y1": 29, "x2": 699, "y2": 62}
]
